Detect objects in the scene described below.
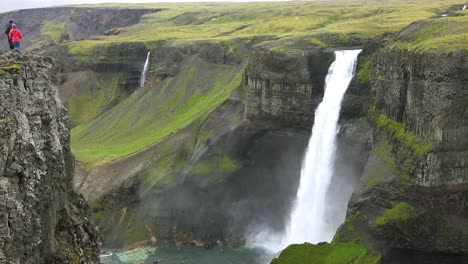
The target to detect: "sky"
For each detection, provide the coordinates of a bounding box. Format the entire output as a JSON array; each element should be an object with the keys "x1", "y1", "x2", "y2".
[{"x1": 0, "y1": 0, "x2": 285, "y2": 13}]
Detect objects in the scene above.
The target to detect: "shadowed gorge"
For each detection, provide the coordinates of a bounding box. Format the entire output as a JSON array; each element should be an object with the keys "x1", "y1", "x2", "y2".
[{"x1": 1, "y1": 1, "x2": 467, "y2": 263}]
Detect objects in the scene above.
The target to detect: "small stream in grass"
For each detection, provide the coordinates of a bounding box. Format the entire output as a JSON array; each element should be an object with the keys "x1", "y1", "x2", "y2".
[{"x1": 101, "y1": 246, "x2": 275, "y2": 264}]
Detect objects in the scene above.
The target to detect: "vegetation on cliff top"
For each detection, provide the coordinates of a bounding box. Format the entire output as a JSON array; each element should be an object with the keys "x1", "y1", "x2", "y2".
[
  {"x1": 63, "y1": 0, "x2": 463, "y2": 55},
  {"x1": 63, "y1": 0, "x2": 465, "y2": 166},
  {"x1": 389, "y1": 13, "x2": 468, "y2": 52}
]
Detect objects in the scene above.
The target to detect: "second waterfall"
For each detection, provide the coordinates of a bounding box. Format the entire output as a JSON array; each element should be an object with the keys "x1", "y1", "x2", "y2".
[
  {"x1": 284, "y1": 49, "x2": 361, "y2": 245},
  {"x1": 140, "y1": 51, "x2": 151, "y2": 88}
]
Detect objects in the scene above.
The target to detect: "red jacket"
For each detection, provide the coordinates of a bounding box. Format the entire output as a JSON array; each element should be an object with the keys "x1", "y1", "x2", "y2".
[{"x1": 9, "y1": 28, "x2": 22, "y2": 42}]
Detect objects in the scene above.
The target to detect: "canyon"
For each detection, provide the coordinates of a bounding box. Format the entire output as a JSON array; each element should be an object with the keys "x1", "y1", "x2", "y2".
[{"x1": 0, "y1": 1, "x2": 466, "y2": 263}]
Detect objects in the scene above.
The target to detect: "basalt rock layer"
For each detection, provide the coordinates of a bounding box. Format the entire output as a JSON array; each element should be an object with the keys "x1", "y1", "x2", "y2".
[
  {"x1": 0, "y1": 51, "x2": 99, "y2": 263},
  {"x1": 244, "y1": 48, "x2": 334, "y2": 127},
  {"x1": 335, "y1": 48, "x2": 468, "y2": 262}
]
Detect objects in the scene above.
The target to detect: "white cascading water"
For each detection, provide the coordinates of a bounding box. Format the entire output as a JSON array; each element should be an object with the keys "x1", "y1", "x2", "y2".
[
  {"x1": 283, "y1": 49, "x2": 361, "y2": 246},
  {"x1": 463, "y1": 4, "x2": 467, "y2": 10},
  {"x1": 140, "y1": 51, "x2": 151, "y2": 88}
]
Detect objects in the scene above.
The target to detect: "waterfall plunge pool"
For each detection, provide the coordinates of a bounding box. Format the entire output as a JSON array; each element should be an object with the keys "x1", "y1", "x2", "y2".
[{"x1": 100, "y1": 246, "x2": 275, "y2": 264}]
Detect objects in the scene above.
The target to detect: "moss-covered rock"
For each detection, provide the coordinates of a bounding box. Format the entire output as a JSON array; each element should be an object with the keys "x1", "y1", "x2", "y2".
[
  {"x1": 373, "y1": 202, "x2": 414, "y2": 226},
  {"x1": 0, "y1": 63, "x2": 21, "y2": 73},
  {"x1": 271, "y1": 242, "x2": 381, "y2": 264}
]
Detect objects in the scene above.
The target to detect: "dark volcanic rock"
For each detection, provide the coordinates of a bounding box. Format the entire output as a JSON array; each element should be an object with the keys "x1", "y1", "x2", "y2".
[
  {"x1": 244, "y1": 48, "x2": 334, "y2": 127},
  {"x1": 371, "y1": 49, "x2": 468, "y2": 187},
  {"x1": 336, "y1": 47, "x2": 468, "y2": 262},
  {"x1": 0, "y1": 51, "x2": 99, "y2": 263}
]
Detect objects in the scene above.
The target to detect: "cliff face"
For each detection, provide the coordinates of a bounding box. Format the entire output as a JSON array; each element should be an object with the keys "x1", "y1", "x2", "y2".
[
  {"x1": 51, "y1": 42, "x2": 149, "y2": 126},
  {"x1": 371, "y1": 49, "x2": 468, "y2": 187},
  {"x1": 244, "y1": 48, "x2": 334, "y2": 127},
  {"x1": 0, "y1": 51, "x2": 99, "y2": 263},
  {"x1": 335, "y1": 48, "x2": 468, "y2": 262}
]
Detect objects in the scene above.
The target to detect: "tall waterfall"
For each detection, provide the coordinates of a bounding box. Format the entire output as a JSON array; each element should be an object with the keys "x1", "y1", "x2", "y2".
[
  {"x1": 284, "y1": 50, "x2": 361, "y2": 245},
  {"x1": 140, "y1": 52, "x2": 151, "y2": 88}
]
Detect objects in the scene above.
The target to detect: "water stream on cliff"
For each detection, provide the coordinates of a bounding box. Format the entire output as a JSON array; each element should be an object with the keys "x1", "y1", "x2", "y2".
[
  {"x1": 284, "y1": 49, "x2": 361, "y2": 245},
  {"x1": 140, "y1": 51, "x2": 151, "y2": 88}
]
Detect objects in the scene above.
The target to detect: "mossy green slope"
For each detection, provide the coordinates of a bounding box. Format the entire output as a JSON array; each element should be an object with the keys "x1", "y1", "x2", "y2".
[
  {"x1": 71, "y1": 56, "x2": 245, "y2": 166},
  {"x1": 271, "y1": 242, "x2": 381, "y2": 264},
  {"x1": 68, "y1": 72, "x2": 125, "y2": 126}
]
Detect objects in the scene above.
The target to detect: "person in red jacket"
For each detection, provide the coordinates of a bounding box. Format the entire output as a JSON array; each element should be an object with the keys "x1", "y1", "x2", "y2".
[{"x1": 8, "y1": 24, "x2": 22, "y2": 49}]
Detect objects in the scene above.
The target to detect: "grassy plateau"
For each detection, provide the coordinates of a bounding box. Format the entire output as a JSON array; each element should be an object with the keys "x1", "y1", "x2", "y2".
[
  {"x1": 60, "y1": 0, "x2": 467, "y2": 167},
  {"x1": 65, "y1": 1, "x2": 464, "y2": 52}
]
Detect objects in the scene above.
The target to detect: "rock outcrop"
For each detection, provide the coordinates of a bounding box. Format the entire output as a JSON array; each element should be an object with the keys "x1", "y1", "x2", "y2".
[
  {"x1": 244, "y1": 48, "x2": 334, "y2": 127},
  {"x1": 0, "y1": 51, "x2": 99, "y2": 263}
]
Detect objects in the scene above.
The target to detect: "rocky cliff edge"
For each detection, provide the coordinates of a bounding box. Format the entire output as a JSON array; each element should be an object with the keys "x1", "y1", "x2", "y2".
[{"x1": 0, "y1": 51, "x2": 99, "y2": 263}]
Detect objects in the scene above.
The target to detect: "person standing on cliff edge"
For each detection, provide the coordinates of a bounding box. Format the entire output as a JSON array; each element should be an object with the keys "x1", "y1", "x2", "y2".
[
  {"x1": 4, "y1": 20, "x2": 14, "y2": 50},
  {"x1": 9, "y1": 24, "x2": 22, "y2": 50}
]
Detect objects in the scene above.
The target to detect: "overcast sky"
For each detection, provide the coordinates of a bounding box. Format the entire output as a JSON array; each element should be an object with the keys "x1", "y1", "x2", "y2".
[{"x1": 0, "y1": 0, "x2": 285, "y2": 13}]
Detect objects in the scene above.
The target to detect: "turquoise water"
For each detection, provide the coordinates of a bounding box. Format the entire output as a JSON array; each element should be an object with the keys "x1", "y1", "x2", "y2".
[{"x1": 101, "y1": 246, "x2": 275, "y2": 264}]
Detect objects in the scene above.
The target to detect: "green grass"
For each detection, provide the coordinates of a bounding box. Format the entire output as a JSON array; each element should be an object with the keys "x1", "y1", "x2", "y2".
[
  {"x1": 186, "y1": 152, "x2": 239, "y2": 186},
  {"x1": 333, "y1": 211, "x2": 363, "y2": 243},
  {"x1": 356, "y1": 55, "x2": 371, "y2": 85},
  {"x1": 61, "y1": 0, "x2": 464, "y2": 57},
  {"x1": 68, "y1": 73, "x2": 124, "y2": 126},
  {"x1": 375, "y1": 113, "x2": 432, "y2": 158},
  {"x1": 389, "y1": 14, "x2": 468, "y2": 52},
  {"x1": 189, "y1": 154, "x2": 237, "y2": 176},
  {"x1": 374, "y1": 113, "x2": 432, "y2": 181},
  {"x1": 374, "y1": 202, "x2": 414, "y2": 226},
  {"x1": 71, "y1": 57, "x2": 246, "y2": 166},
  {"x1": 69, "y1": 91, "x2": 106, "y2": 126},
  {"x1": 141, "y1": 143, "x2": 189, "y2": 191},
  {"x1": 0, "y1": 64, "x2": 21, "y2": 73},
  {"x1": 41, "y1": 21, "x2": 67, "y2": 43},
  {"x1": 271, "y1": 241, "x2": 381, "y2": 264}
]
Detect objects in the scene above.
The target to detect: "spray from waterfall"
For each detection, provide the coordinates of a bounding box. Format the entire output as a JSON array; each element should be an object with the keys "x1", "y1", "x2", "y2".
[
  {"x1": 463, "y1": 4, "x2": 467, "y2": 10},
  {"x1": 140, "y1": 52, "x2": 151, "y2": 88}
]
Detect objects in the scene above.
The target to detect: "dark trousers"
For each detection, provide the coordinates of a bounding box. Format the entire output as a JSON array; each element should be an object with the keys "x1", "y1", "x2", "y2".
[{"x1": 8, "y1": 38, "x2": 13, "y2": 50}]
